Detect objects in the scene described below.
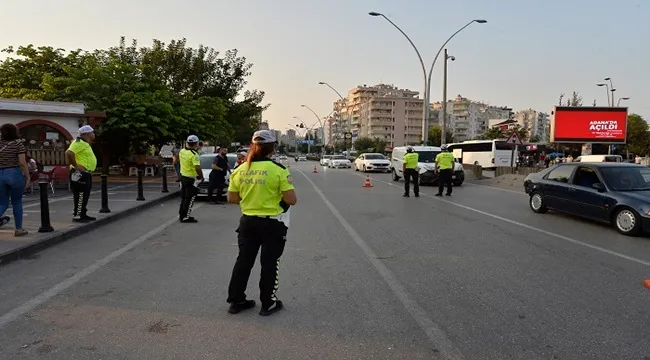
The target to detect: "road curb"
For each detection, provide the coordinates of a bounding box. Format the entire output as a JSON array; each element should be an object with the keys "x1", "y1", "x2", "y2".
[{"x1": 0, "y1": 190, "x2": 180, "y2": 267}]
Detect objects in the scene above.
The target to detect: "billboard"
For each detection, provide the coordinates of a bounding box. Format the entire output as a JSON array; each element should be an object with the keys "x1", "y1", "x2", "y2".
[{"x1": 550, "y1": 106, "x2": 628, "y2": 143}]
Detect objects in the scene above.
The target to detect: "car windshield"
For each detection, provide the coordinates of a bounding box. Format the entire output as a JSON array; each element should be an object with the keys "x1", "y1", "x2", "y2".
[
  {"x1": 200, "y1": 154, "x2": 237, "y2": 169},
  {"x1": 365, "y1": 154, "x2": 386, "y2": 160},
  {"x1": 416, "y1": 151, "x2": 440, "y2": 163},
  {"x1": 332, "y1": 155, "x2": 346, "y2": 160},
  {"x1": 600, "y1": 167, "x2": 650, "y2": 191}
]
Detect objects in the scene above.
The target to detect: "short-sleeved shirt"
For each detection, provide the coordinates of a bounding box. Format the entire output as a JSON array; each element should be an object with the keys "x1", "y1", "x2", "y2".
[
  {"x1": 228, "y1": 158, "x2": 294, "y2": 216},
  {"x1": 403, "y1": 152, "x2": 419, "y2": 169},
  {"x1": 179, "y1": 148, "x2": 200, "y2": 178},
  {"x1": 0, "y1": 140, "x2": 26, "y2": 169},
  {"x1": 211, "y1": 155, "x2": 229, "y2": 177},
  {"x1": 67, "y1": 138, "x2": 97, "y2": 172},
  {"x1": 435, "y1": 152, "x2": 455, "y2": 170}
]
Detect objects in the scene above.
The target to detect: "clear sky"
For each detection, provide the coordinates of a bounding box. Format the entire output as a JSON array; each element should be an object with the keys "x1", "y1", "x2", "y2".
[{"x1": 2, "y1": 0, "x2": 648, "y2": 133}]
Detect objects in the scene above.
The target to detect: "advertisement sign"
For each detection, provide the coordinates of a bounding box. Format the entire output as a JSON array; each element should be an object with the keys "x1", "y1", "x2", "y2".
[{"x1": 550, "y1": 106, "x2": 628, "y2": 143}]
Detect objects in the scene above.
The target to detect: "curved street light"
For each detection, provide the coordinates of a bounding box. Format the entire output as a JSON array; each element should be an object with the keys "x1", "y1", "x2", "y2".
[
  {"x1": 617, "y1": 97, "x2": 630, "y2": 107},
  {"x1": 318, "y1": 82, "x2": 352, "y2": 150},
  {"x1": 369, "y1": 12, "x2": 486, "y2": 144},
  {"x1": 596, "y1": 83, "x2": 611, "y2": 106},
  {"x1": 604, "y1": 77, "x2": 616, "y2": 107}
]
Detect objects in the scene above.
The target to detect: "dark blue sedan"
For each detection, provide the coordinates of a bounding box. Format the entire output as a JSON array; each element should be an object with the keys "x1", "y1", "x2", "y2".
[{"x1": 523, "y1": 162, "x2": 650, "y2": 236}]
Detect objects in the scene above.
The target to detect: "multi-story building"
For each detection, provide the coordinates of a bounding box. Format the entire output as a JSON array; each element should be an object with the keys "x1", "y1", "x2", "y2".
[
  {"x1": 280, "y1": 134, "x2": 288, "y2": 145},
  {"x1": 431, "y1": 95, "x2": 512, "y2": 142},
  {"x1": 333, "y1": 84, "x2": 424, "y2": 147},
  {"x1": 286, "y1": 129, "x2": 296, "y2": 148},
  {"x1": 324, "y1": 114, "x2": 345, "y2": 146},
  {"x1": 271, "y1": 129, "x2": 282, "y2": 144},
  {"x1": 513, "y1": 109, "x2": 549, "y2": 141}
]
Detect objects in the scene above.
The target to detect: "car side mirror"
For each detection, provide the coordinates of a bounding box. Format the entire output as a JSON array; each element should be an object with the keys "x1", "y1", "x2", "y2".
[{"x1": 592, "y1": 182, "x2": 606, "y2": 192}]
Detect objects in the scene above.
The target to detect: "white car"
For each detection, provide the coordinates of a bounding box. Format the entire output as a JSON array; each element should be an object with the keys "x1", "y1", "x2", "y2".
[
  {"x1": 390, "y1": 146, "x2": 465, "y2": 186},
  {"x1": 181, "y1": 153, "x2": 238, "y2": 196},
  {"x1": 297, "y1": 155, "x2": 307, "y2": 161},
  {"x1": 355, "y1": 153, "x2": 391, "y2": 173},
  {"x1": 320, "y1": 155, "x2": 333, "y2": 166},
  {"x1": 328, "y1": 155, "x2": 352, "y2": 169}
]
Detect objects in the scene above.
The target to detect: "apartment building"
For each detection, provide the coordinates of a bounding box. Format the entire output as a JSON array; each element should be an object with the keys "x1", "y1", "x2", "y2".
[
  {"x1": 286, "y1": 129, "x2": 296, "y2": 147},
  {"x1": 513, "y1": 109, "x2": 549, "y2": 141},
  {"x1": 431, "y1": 95, "x2": 512, "y2": 142},
  {"x1": 333, "y1": 84, "x2": 424, "y2": 147}
]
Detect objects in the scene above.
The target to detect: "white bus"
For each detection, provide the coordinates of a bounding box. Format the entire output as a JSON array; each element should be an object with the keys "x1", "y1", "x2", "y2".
[{"x1": 447, "y1": 139, "x2": 517, "y2": 169}]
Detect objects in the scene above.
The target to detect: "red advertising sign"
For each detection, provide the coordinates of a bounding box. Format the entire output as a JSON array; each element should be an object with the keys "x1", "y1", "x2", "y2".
[{"x1": 550, "y1": 106, "x2": 628, "y2": 143}]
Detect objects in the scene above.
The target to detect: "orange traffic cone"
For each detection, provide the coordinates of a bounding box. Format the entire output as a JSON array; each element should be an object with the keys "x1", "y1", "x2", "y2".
[
  {"x1": 644, "y1": 279, "x2": 650, "y2": 289},
  {"x1": 362, "y1": 175, "x2": 373, "y2": 188},
  {"x1": 313, "y1": 166, "x2": 318, "y2": 173}
]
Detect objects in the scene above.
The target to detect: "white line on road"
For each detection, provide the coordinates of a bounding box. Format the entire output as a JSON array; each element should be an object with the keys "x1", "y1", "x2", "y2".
[
  {"x1": 295, "y1": 169, "x2": 466, "y2": 360},
  {"x1": 0, "y1": 203, "x2": 203, "y2": 329},
  {"x1": 349, "y1": 172, "x2": 650, "y2": 268},
  {"x1": 21, "y1": 183, "x2": 136, "y2": 209}
]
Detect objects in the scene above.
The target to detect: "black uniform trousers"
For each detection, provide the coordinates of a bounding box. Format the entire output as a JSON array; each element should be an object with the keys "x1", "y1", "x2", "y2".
[
  {"x1": 227, "y1": 215, "x2": 288, "y2": 308},
  {"x1": 207, "y1": 172, "x2": 225, "y2": 203},
  {"x1": 179, "y1": 176, "x2": 198, "y2": 219},
  {"x1": 403, "y1": 168, "x2": 419, "y2": 196},
  {"x1": 438, "y1": 168, "x2": 453, "y2": 195},
  {"x1": 70, "y1": 171, "x2": 92, "y2": 217}
]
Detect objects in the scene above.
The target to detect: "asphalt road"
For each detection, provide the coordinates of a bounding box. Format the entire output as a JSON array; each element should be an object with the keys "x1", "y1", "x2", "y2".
[{"x1": 0, "y1": 161, "x2": 648, "y2": 360}]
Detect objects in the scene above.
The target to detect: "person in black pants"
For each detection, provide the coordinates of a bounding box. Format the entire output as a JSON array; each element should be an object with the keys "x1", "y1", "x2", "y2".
[
  {"x1": 70, "y1": 171, "x2": 93, "y2": 220},
  {"x1": 178, "y1": 135, "x2": 203, "y2": 223},
  {"x1": 208, "y1": 146, "x2": 229, "y2": 204}
]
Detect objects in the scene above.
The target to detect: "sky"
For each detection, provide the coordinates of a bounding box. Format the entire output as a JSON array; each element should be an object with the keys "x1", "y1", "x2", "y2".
[{"x1": 1, "y1": 0, "x2": 648, "y2": 134}]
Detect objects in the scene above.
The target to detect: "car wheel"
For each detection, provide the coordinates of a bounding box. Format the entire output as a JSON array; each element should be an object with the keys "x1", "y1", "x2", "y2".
[
  {"x1": 355, "y1": 164, "x2": 359, "y2": 171},
  {"x1": 612, "y1": 207, "x2": 642, "y2": 236},
  {"x1": 529, "y1": 192, "x2": 548, "y2": 213},
  {"x1": 453, "y1": 181, "x2": 463, "y2": 186},
  {"x1": 392, "y1": 169, "x2": 400, "y2": 181}
]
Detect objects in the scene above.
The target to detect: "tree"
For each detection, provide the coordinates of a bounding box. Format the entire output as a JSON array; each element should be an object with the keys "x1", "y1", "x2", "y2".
[
  {"x1": 427, "y1": 125, "x2": 454, "y2": 146},
  {"x1": 477, "y1": 127, "x2": 504, "y2": 140},
  {"x1": 354, "y1": 137, "x2": 376, "y2": 152},
  {"x1": 0, "y1": 37, "x2": 265, "y2": 166},
  {"x1": 558, "y1": 91, "x2": 582, "y2": 106},
  {"x1": 626, "y1": 114, "x2": 650, "y2": 156}
]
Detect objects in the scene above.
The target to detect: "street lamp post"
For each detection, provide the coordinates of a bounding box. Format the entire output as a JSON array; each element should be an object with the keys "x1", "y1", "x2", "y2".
[
  {"x1": 596, "y1": 83, "x2": 611, "y2": 106},
  {"x1": 604, "y1": 77, "x2": 616, "y2": 107},
  {"x1": 318, "y1": 82, "x2": 352, "y2": 152},
  {"x1": 441, "y1": 49, "x2": 456, "y2": 146},
  {"x1": 369, "y1": 12, "x2": 486, "y2": 145},
  {"x1": 617, "y1": 97, "x2": 630, "y2": 107}
]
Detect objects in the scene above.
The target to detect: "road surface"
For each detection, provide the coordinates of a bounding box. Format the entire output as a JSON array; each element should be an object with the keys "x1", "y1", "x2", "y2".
[{"x1": 0, "y1": 161, "x2": 648, "y2": 359}]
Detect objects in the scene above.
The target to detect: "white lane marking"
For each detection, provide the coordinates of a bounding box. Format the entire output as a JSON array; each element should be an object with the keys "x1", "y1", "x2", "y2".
[
  {"x1": 463, "y1": 181, "x2": 526, "y2": 195},
  {"x1": 295, "y1": 169, "x2": 466, "y2": 360},
  {"x1": 0, "y1": 203, "x2": 203, "y2": 329},
  {"x1": 347, "y1": 172, "x2": 650, "y2": 268}
]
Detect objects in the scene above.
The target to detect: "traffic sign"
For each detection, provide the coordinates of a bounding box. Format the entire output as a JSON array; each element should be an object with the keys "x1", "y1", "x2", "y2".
[
  {"x1": 505, "y1": 132, "x2": 523, "y2": 145},
  {"x1": 344, "y1": 132, "x2": 352, "y2": 140}
]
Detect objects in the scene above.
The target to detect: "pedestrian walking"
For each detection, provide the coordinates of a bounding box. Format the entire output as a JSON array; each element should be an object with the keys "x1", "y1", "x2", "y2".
[
  {"x1": 66, "y1": 125, "x2": 97, "y2": 222},
  {"x1": 402, "y1": 146, "x2": 419, "y2": 197},
  {"x1": 226, "y1": 130, "x2": 297, "y2": 316},
  {"x1": 435, "y1": 144, "x2": 454, "y2": 197},
  {"x1": 0, "y1": 124, "x2": 31, "y2": 236},
  {"x1": 178, "y1": 135, "x2": 203, "y2": 223},
  {"x1": 207, "y1": 146, "x2": 229, "y2": 204}
]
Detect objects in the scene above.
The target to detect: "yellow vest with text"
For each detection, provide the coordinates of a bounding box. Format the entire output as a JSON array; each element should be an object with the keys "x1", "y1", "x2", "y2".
[
  {"x1": 228, "y1": 158, "x2": 295, "y2": 216},
  {"x1": 436, "y1": 152, "x2": 455, "y2": 170}
]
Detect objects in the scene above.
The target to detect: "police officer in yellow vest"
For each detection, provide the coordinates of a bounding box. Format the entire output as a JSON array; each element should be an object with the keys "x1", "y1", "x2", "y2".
[
  {"x1": 435, "y1": 144, "x2": 454, "y2": 196},
  {"x1": 178, "y1": 135, "x2": 204, "y2": 223},
  {"x1": 66, "y1": 125, "x2": 97, "y2": 222},
  {"x1": 226, "y1": 130, "x2": 297, "y2": 316},
  {"x1": 402, "y1": 146, "x2": 419, "y2": 197}
]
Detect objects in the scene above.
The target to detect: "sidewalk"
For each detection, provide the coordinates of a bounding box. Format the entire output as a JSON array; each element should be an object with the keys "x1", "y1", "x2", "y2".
[{"x1": 0, "y1": 181, "x2": 179, "y2": 265}]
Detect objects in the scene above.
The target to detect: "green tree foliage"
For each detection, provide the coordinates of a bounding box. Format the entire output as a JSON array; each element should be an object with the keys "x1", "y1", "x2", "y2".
[
  {"x1": 354, "y1": 137, "x2": 388, "y2": 153},
  {"x1": 476, "y1": 124, "x2": 528, "y2": 142},
  {"x1": 0, "y1": 37, "x2": 265, "y2": 161},
  {"x1": 427, "y1": 125, "x2": 454, "y2": 146},
  {"x1": 626, "y1": 114, "x2": 650, "y2": 156}
]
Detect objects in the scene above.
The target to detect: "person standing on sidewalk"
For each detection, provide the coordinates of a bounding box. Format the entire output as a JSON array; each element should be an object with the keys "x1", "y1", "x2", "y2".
[
  {"x1": 402, "y1": 146, "x2": 419, "y2": 198},
  {"x1": 226, "y1": 130, "x2": 297, "y2": 316},
  {"x1": 0, "y1": 124, "x2": 30, "y2": 236},
  {"x1": 66, "y1": 125, "x2": 97, "y2": 222},
  {"x1": 207, "y1": 146, "x2": 229, "y2": 204},
  {"x1": 171, "y1": 144, "x2": 181, "y2": 182},
  {"x1": 178, "y1": 135, "x2": 203, "y2": 223},
  {"x1": 435, "y1": 144, "x2": 454, "y2": 197}
]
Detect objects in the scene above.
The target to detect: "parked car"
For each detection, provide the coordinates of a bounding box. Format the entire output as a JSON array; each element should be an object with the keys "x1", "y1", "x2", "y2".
[
  {"x1": 390, "y1": 146, "x2": 464, "y2": 186},
  {"x1": 524, "y1": 162, "x2": 650, "y2": 236},
  {"x1": 180, "y1": 153, "x2": 238, "y2": 197},
  {"x1": 354, "y1": 153, "x2": 391, "y2": 172},
  {"x1": 320, "y1": 155, "x2": 333, "y2": 166},
  {"x1": 328, "y1": 155, "x2": 352, "y2": 169}
]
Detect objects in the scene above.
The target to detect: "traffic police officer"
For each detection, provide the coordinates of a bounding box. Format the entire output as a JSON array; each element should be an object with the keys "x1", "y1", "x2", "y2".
[
  {"x1": 226, "y1": 130, "x2": 297, "y2": 316},
  {"x1": 402, "y1": 146, "x2": 419, "y2": 197},
  {"x1": 66, "y1": 125, "x2": 97, "y2": 222},
  {"x1": 435, "y1": 144, "x2": 454, "y2": 196},
  {"x1": 178, "y1": 135, "x2": 204, "y2": 222}
]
